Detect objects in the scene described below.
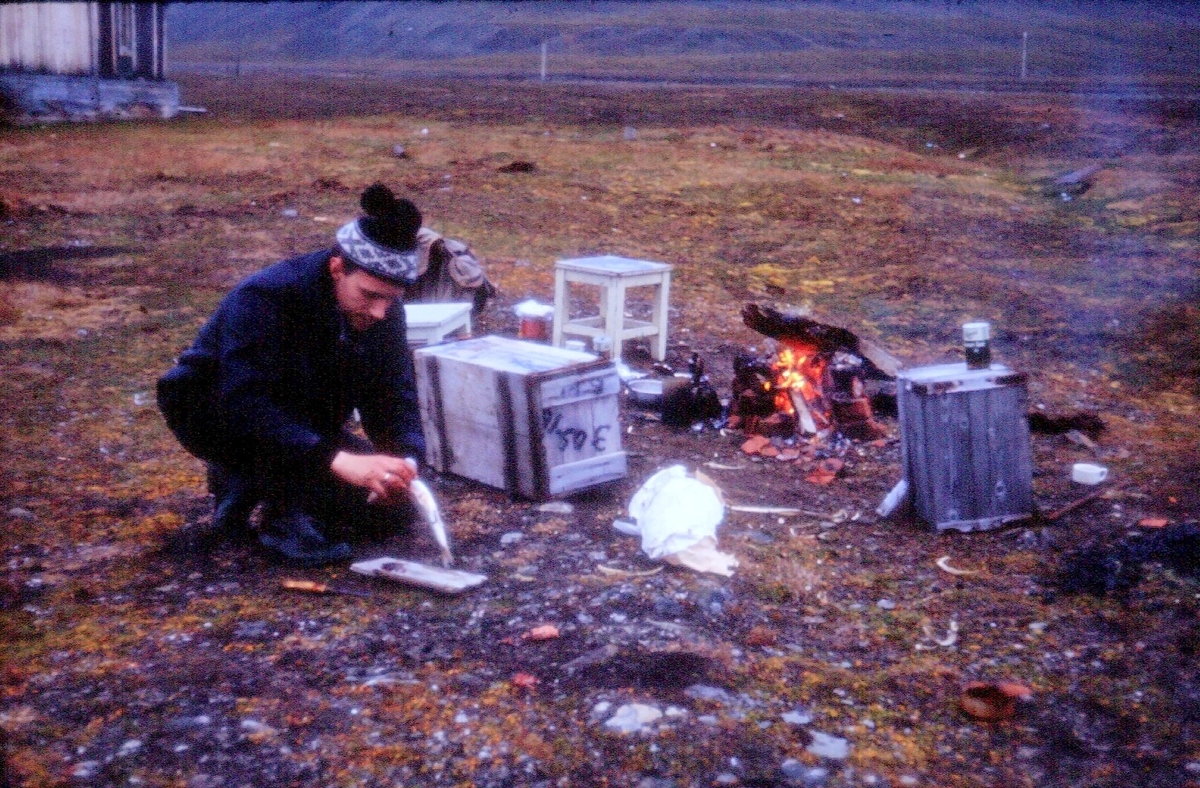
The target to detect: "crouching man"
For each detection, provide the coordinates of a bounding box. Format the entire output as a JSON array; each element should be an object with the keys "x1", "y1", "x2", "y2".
[{"x1": 157, "y1": 184, "x2": 428, "y2": 566}]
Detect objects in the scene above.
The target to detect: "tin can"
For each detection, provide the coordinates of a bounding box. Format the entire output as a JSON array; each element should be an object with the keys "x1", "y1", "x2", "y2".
[
  {"x1": 962, "y1": 322, "x2": 992, "y2": 370},
  {"x1": 591, "y1": 335, "x2": 613, "y2": 359},
  {"x1": 518, "y1": 316, "x2": 550, "y2": 341}
]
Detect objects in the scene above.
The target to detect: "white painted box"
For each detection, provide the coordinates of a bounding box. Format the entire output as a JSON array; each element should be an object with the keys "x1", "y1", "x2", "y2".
[{"x1": 413, "y1": 336, "x2": 626, "y2": 499}]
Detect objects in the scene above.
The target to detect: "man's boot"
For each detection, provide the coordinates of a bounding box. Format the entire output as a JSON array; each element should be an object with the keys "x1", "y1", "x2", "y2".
[
  {"x1": 207, "y1": 465, "x2": 258, "y2": 545},
  {"x1": 166, "y1": 465, "x2": 258, "y2": 555},
  {"x1": 258, "y1": 509, "x2": 351, "y2": 567}
]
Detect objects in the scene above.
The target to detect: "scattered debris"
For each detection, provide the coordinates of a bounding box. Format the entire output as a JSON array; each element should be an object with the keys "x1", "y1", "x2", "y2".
[
  {"x1": 595, "y1": 564, "x2": 662, "y2": 579},
  {"x1": 280, "y1": 578, "x2": 373, "y2": 599},
  {"x1": 1045, "y1": 484, "x2": 1123, "y2": 522},
  {"x1": 350, "y1": 558, "x2": 487, "y2": 594},
  {"x1": 917, "y1": 620, "x2": 960, "y2": 649},
  {"x1": 729, "y1": 504, "x2": 832, "y2": 518},
  {"x1": 511, "y1": 672, "x2": 539, "y2": 690},
  {"x1": 959, "y1": 681, "x2": 1032, "y2": 722},
  {"x1": 1070, "y1": 462, "x2": 1108, "y2": 485},
  {"x1": 936, "y1": 556, "x2": 977, "y2": 577},
  {"x1": 1028, "y1": 411, "x2": 1105, "y2": 440},
  {"x1": 537, "y1": 501, "x2": 575, "y2": 515},
  {"x1": 876, "y1": 479, "x2": 909, "y2": 518},
  {"x1": 604, "y1": 703, "x2": 663, "y2": 734},
  {"x1": 805, "y1": 458, "x2": 843, "y2": 485},
  {"x1": 623, "y1": 465, "x2": 738, "y2": 575},
  {"x1": 524, "y1": 624, "x2": 560, "y2": 641}
]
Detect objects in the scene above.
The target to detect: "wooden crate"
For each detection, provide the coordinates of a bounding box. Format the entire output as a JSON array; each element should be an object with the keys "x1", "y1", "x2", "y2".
[
  {"x1": 898, "y1": 362, "x2": 1033, "y2": 532},
  {"x1": 414, "y1": 336, "x2": 626, "y2": 499}
]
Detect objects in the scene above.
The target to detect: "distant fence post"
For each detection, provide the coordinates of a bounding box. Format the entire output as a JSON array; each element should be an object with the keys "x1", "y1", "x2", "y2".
[
  {"x1": 1020, "y1": 31, "x2": 1028, "y2": 81},
  {"x1": 540, "y1": 40, "x2": 548, "y2": 81}
]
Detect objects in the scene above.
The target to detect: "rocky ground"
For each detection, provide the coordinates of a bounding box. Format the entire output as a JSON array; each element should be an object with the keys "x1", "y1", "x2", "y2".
[{"x1": 3, "y1": 74, "x2": 1199, "y2": 787}]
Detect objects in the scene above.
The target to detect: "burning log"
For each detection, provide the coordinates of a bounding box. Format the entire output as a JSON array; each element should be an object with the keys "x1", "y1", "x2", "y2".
[
  {"x1": 735, "y1": 305, "x2": 893, "y2": 441},
  {"x1": 742, "y1": 304, "x2": 902, "y2": 379}
]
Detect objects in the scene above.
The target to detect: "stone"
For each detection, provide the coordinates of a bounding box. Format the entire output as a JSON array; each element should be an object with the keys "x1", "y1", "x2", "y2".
[
  {"x1": 782, "y1": 708, "x2": 814, "y2": 725},
  {"x1": 781, "y1": 760, "x2": 830, "y2": 787},
  {"x1": 604, "y1": 703, "x2": 663, "y2": 734},
  {"x1": 805, "y1": 731, "x2": 850, "y2": 760}
]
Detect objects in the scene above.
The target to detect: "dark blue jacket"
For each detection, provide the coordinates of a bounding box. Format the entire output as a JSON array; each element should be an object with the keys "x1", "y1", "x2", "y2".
[{"x1": 158, "y1": 250, "x2": 425, "y2": 478}]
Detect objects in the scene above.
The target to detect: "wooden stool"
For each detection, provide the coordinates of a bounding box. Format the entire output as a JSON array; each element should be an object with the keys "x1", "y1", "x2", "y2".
[
  {"x1": 404, "y1": 303, "x2": 472, "y2": 346},
  {"x1": 552, "y1": 255, "x2": 672, "y2": 361}
]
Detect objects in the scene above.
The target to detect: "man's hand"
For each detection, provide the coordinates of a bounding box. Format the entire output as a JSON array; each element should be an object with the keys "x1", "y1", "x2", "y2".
[{"x1": 330, "y1": 451, "x2": 417, "y2": 502}]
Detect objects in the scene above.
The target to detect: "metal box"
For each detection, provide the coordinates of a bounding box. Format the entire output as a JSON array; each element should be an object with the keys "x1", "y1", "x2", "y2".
[
  {"x1": 897, "y1": 362, "x2": 1033, "y2": 532},
  {"x1": 413, "y1": 336, "x2": 626, "y2": 499}
]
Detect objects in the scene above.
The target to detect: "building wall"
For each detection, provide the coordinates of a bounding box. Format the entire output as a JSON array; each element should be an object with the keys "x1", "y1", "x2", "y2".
[
  {"x1": 0, "y1": 3, "x2": 97, "y2": 76},
  {"x1": 1, "y1": 2, "x2": 164, "y2": 80}
]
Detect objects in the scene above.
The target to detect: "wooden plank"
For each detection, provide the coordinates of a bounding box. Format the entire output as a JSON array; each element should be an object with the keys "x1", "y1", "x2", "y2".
[
  {"x1": 351, "y1": 557, "x2": 487, "y2": 594},
  {"x1": 549, "y1": 452, "x2": 627, "y2": 496},
  {"x1": 538, "y1": 367, "x2": 620, "y2": 409}
]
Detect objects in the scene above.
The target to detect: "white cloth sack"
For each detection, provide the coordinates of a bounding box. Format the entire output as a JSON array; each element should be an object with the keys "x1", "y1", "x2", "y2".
[{"x1": 625, "y1": 465, "x2": 737, "y2": 575}]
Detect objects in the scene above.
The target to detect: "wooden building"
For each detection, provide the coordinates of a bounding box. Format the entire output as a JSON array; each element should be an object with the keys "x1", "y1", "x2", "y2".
[{"x1": 0, "y1": 2, "x2": 179, "y2": 124}]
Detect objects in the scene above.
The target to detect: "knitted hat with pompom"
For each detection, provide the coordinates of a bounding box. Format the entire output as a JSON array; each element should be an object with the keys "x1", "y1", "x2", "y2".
[{"x1": 335, "y1": 184, "x2": 423, "y2": 284}]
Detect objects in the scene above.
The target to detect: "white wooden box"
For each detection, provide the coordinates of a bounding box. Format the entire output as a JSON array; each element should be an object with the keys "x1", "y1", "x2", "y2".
[{"x1": 414, "y1": 336, "x2": 626, "y2": 499}]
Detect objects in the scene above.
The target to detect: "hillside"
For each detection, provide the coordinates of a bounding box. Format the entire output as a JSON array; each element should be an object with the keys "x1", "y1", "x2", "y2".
[{"x1": 166, "y1": 1, "x2": 1200, "y2": 90}]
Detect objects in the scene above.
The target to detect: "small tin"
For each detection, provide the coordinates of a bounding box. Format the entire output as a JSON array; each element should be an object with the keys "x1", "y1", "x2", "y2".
[
  {"x1": 591, "y1": 335, "x2": 613, "y2": 359},
  {"x1": 963, "y1": 321, "x2": 992, "y2": 369}
]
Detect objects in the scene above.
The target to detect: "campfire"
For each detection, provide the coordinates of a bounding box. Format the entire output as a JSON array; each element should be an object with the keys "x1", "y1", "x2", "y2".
[{"x1": 731, "y1": 304, "x2": 897, "y2": 442}]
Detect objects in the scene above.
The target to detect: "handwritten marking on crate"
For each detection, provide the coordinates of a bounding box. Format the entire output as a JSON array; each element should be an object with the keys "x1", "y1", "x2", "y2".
[{"x1": 542, "y1": 409, "x2": 613, "y2": 453}]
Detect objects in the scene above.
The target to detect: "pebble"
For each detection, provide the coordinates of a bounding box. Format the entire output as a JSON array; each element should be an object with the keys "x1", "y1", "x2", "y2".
[
  {"x1": 240, "y1": 719, "x2": 276, "y2": 736},
  {"x1": 781, "y1": 708, "x2": 814, "y2": 725},
  {"x1": 233, "y1": 621, "x2": 271, "y2": 640},
  {"x1": 6, "y1": 507, "x2": 34, "y2": 520},
  {"x1": 684, "y1": 684, "x2": 732, "y2": 703},
  {"x1": 637, "y1": 778, "x2": 674, "y2": 788},
  {"x1": 781, "y1": 760, "x2": 830, "y2": 787},
  {"x1": 281, "y1": 208, "x2": 299, "y2": 218},
  {"x1": 70, "y1": 761, "x2": 101, "y2": 779},
  {"x1": 806, "y1": 731, "x2": 850, "y2": 760},
  {"x1": 876, "y1": 599, "x2": 896, "y2": 610},
  {"x1": 604, "y1": 703, "x2": 663, "y2": 734},
  {"x1": 696, "y1": 586, "x2": 734, "y2": 614},
  {"x1": 392, "y1": 144, "x2": 407, "y2": 158},
  {"x1": 117, "y1": 739, "x2": 142, "y2": 757},
  {"x1": 653, "y1": 597, "x2": 684, "y2": 617},
  {"x1": 500, "y1": 532, "x2": 524, "y2": 546}
]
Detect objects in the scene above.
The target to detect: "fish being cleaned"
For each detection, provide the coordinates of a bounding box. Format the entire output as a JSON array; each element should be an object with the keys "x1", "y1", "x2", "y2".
[{"x1": 408, "y1": 476, "x2": 453, "y2": 567}]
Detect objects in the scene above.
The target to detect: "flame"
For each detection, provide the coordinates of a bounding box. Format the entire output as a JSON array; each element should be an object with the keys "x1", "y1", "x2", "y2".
[{"x1": 771, "y1": 342, "x2": 827, "y2": 414}]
